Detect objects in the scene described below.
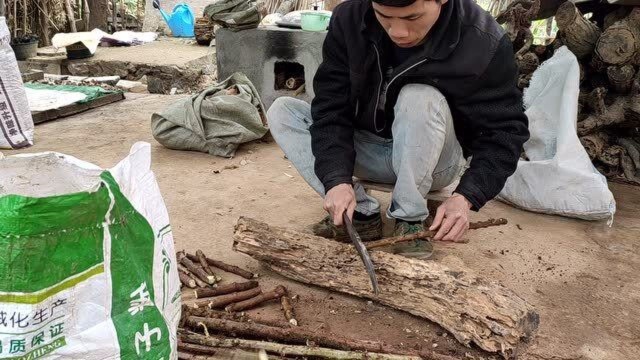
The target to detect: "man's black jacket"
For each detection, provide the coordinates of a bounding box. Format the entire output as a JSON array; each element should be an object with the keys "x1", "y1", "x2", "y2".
[{"x1": 309, "y1": 0, "x2": 530, "y2": 210}]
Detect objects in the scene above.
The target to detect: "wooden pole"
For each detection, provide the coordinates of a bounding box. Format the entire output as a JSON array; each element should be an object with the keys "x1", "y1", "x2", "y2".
[
  {"x1": 233, "y1": 217, "x2": 539, "y2": 358},
  {"x1": 13, "y1": 0, "x2": 17, "y2": 37},
  {"x1": 111, "y1": 0, "x2": 116, "y2": 31},
  {"x1": 64, "y1": 0, "x2": 77, "y2": 32},
  {"x1": 0, "y1": 0, "x2": 5, "y2": 18},
  {"x1": 82, "y1": 0, "x2": 90, "y2": 31},
  {"x1": 119, "y1": 0, "x2": 124, "y2": 30},
  {"x1": 21, "y1": 0, "x2": 25, "y2": 35},
  {"x1": 39, "y1": 0, "x2": 51, "y2": 46}
]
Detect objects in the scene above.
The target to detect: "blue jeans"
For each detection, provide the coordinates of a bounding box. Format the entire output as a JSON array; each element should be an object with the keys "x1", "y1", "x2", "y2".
[{"x1": 267, "y1": 84, "x2": 464, "y2": 222}]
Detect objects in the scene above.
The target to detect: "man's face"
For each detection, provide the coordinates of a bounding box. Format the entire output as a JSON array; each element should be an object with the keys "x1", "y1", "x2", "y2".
[{"x1": 372, "y1": 0, "x2": 448, "y2": 48}]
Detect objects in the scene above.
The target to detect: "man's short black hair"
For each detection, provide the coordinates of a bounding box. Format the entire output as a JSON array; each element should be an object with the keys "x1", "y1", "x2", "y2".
[{"x1": 371, "y1": 0, "x2": 441, "y2": 7}]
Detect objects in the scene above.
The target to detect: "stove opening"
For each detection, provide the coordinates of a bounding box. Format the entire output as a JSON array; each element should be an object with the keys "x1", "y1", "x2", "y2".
[{"x1": 274, "y1": 61, "x2": 305, "y2": 92}]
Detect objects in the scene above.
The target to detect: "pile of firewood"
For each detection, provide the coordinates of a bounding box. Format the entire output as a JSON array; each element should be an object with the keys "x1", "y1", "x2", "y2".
[
  {"x1": 500, "y1": 1, "x2": 640, "y2": 185},
  {"x1": 176, "y1": 250, "x2": 446, "y2": 359}
]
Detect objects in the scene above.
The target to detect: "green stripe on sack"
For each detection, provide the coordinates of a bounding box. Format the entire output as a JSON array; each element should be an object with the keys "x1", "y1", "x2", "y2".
[
  {"x1": 0, "y1": 186, "x2": 109, "y2": 293},
  {"x1": 0, "y1": 264, "x2": 104, "y2": 304},
  {"x1": 101, "y1": 172, "x2": 172, "y2": 359}
]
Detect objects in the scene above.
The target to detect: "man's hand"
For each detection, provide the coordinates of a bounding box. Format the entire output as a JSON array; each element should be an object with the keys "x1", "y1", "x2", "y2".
[
  {"x1": 429, "y1": 193, "x2": 473, "y2": 242},
  {"x1": 324, "y1": 183, "x2": 356, "y2": 226}
]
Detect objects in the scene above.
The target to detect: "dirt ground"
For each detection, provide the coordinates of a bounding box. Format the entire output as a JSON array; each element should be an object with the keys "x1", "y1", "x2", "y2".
[{"x1": 5, "y1": 94, "x2": 639, "y2": 359}]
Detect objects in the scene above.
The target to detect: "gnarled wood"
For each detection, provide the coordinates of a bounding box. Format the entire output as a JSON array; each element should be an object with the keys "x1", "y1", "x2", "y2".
[
  {"x1": 580, "y1": 132, "x2": 609, "y2": 160},
  {"x1": 555, "y1": 1, "x2": 601, "y2": 59},
  {"x1": 232, "y1": 217, "x2": 539, "y2": 358},
  {"x1": 578, "y1": 95, "x2": 640, "y2": 135}
]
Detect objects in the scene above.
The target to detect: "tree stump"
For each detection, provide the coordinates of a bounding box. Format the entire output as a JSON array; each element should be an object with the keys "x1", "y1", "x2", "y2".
[
  {"x1": 232, "y1": 217, "x2": 539, "y2": 358},
  {"x1": 555, "y1": 1, "x2": 601, "y2": 59},
  {"x1": 595, "y1": 7, "x2": 640, "y2": 65}
]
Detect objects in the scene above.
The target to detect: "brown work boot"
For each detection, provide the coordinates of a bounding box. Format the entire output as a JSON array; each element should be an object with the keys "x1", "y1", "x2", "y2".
[
  {"x1": 312, "y1": 214, "x2": 382, "y2": 242},
  {"x1": 391, "y1": 220, "x2": 434, "y2": 259}
]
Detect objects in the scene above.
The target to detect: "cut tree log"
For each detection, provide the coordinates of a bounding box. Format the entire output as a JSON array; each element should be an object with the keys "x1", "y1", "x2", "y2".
[
  {"x1": 595, "y1": 7, "x2": 640, "y2": 65},
  {"x1": 232, "y1": 217, "x2": 539, "y2": 358},
  {"x1": 607, "y1": 65, "x2": 636, "y2": 93},
  {"x1": 603, "y1": 7, "x2": 632, "y2": 30},
  {"x1": 555, "y1": 1, "x2": 601, "y2": 59}
]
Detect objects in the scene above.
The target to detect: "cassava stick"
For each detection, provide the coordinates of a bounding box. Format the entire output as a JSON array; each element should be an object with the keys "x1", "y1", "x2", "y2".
[
  {"x1": 194, "y1": 281, "x2": 258, "y2": 299},
  {"x1": 185, "y1": 317, "x2": 411, "y2": 355},
  {"x1": 196, "y1": 250, "x2": 217, "y2": 278},
  {"x1": 187, "y1": 253, "x2": 255, "y2": 279},
  {"x1": 179, "y1": 264, "x2": 208, "y2": 288},
  {"x1": 178, "y1": 252, "x2": 216, "y2": 285},
  {"x1": 280, "y1": 288, "x2": 298, "y2": 326},
  {"x1": 184, "y1": 305, "x2": 291, "y2": 328},
  {"x1": 366, "y1": 218, "x2": 508, "y2": 249},
  {"x1": 191, "y1": 287, "x2": 262, "y2": 309},
  {"x1": 179, "y1": 272, "x2": 197, "y2": 288},
  {"x1": 225, "y1": 285, "x2": 286, "y2": 312},
  {"x1": 179, "y1": 331, "x2": 432, "y2": 360}
]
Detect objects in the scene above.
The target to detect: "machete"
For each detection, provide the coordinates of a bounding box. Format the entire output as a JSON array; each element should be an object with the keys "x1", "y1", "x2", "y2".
[{"x1": 342, "y1": 211, "x2": 380, "y2": 295}]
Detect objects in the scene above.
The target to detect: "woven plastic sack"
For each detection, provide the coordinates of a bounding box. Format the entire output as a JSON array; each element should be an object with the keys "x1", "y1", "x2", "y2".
[
  {"x1": 0, "y1": 17, "x2": 34, "y2": 149},
  {"x1": 498, "y1": 47, "x2": 616, "y2": 221},
  {"x1": 0, "y1": 142, "x2": 180, "y2": 359}
]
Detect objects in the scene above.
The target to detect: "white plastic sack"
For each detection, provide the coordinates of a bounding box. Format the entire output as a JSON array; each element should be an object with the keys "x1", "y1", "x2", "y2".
[
  {"x1": 0, "y1": 17, "x2": 35, "y2": 149},
  {"x1": 498, "y1": 46, "x2": 616, "y2": 221},
  {"x1": 0, "y1": 142, "x2": 180, "y2": 359}
]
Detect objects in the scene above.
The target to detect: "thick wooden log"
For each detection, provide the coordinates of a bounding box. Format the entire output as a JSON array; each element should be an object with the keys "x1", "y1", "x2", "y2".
[
  {"x1": 555, "y1": 1, "x2": 601, "y2": 59},
  {"x1": 595, "y1": 8, "x2": 640, "y2": 65},
  {"x1": 232, "y1": 217, "x2": 539, "y2": 358},
  {"x1": 607, "y1": 65, "x2": 636, "y2": 93}
]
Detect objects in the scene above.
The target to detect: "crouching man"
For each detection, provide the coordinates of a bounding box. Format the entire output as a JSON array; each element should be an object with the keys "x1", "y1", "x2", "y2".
[{"x1": 267, "y1": 0, "x2": 529, "y2": 257}]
